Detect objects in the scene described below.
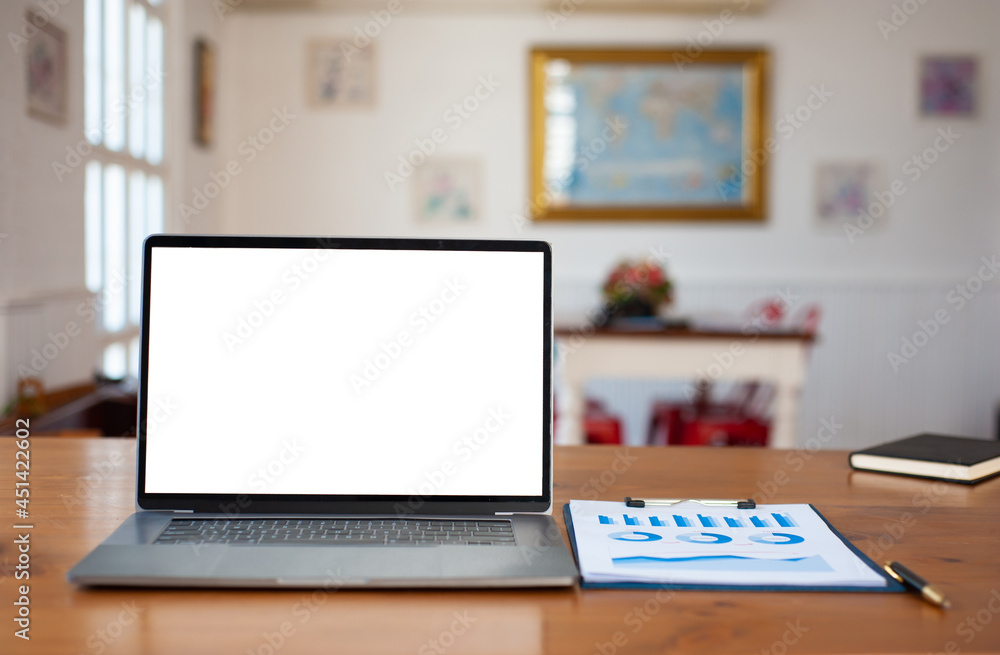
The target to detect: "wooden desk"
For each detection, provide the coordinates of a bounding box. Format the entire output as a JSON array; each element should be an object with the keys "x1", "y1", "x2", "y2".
[
  {"x1": 555, "y1": 326, "x2": 814, "y2": 448},
  {"x1": 4, "y1": 438, "x2": 999, "y2": 655}
]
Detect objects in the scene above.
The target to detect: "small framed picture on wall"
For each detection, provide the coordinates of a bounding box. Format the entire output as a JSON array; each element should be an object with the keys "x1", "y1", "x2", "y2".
[
  {"x1": 919, "y1": 55, "x2": 978, "y2": 118},
  {"x1": 25, "y1": 12, "x2": 68, "y2": 124},
  {"x1": 815, "y1": 161, "x2": 885, "y2": 229},
  {"x1": 194, "y1": 39, "x2": 216, "y2": 147},
  {"x1": 412, "y1": 159, "x2": 482, "y2": 224},
  {"x1": 307, "y1": 39, "x2": 376, "y2": 109}
]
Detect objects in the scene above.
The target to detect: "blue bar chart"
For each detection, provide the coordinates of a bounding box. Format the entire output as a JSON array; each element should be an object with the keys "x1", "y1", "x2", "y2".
[
  {"x1": 596, "y1": 512, "x2": 798, "y2": 528},
  {"x1": 698, "y1": 514, "x2": 719, "y2": 528},
  {"x1": 772, "y1": 512, "x2": 798, "y2": 528},
  {"x1": 570, "y1": 500, "x2": 890, "y2": 589}
]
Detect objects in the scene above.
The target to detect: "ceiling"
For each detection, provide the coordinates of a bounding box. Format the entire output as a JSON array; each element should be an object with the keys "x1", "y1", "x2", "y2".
[{"x1": 236, "y1": 0, "x2": 770, "y2": 13}]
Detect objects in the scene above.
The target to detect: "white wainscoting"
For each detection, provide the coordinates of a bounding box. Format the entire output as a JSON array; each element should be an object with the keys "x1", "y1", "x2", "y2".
[
  {"x1": 1, "y1": 289, "x2": 98, "y2": 407},
  {"x1": 554, "y1": 279, "x2": 1000, "y2": 450},
  {"x1": 4, "y1": 281, "x2": 997, "y2": 451}
]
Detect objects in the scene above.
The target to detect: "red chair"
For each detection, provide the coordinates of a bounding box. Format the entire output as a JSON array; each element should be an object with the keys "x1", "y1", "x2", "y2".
[
  {"x1": 648, "y1": 380, "x2": 772, "y2": 447},
  {"x1": 554, "y1": 397, "x2": 625, "y2": 445},
  {"x1": 646, "y1": 298, "x2": 821, "y2": 447},
  {"x1": 582, "y1": 399, "x2": 624, "y2": 445}
]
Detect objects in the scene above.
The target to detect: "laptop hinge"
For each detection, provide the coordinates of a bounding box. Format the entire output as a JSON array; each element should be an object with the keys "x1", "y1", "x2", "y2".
[{"x1": 496, "y1": 508, "x2": 553, "y2": 516}]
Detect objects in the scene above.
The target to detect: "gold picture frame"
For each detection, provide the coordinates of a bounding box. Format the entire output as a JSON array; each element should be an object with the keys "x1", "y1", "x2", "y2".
[{"x1": 529, "y1": 48, "x2": 768, "y2": 222}]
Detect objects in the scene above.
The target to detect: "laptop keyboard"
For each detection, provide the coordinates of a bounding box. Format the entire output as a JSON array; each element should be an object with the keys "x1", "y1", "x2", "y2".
[{"x1": 154, "y1": 518, "x2": 516, "y2": 546}]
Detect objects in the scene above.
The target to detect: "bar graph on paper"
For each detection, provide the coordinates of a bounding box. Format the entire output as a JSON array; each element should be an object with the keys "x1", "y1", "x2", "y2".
[
  {"x1": 569, "y1": 500, "x2": 890, "y2": 588},
  {"x1": 597, "y1": 512, "x2": 799, "y2": 529}
]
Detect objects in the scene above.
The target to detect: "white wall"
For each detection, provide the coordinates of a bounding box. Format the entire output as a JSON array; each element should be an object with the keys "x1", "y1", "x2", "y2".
[
  {"x1": 0, "y1": 0, "x2": 93, "y2": 406},
  {"x1": 0, "y1": 0, "x2": 226, "y2": 407},
  {"x1": 172, "y1": 0, "x2": 228, "y2": 234},
  {"x1": 0, "y1": 2, "x2": 87, "y2": 300},
  {"x1": 4, "y1": 0, "x2": 998, "y2": 444},
  {"x1": 218, "y1": 0, "x2": 1000, "y2": 284},
  {"x1": 213, "y1": 0, "x2": 1000, "y2": 446}
]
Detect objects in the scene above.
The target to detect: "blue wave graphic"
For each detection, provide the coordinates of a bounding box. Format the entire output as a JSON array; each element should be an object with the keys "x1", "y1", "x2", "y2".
[{"x1": 612, "y1": 554, "x2": 833, "y2": 572}]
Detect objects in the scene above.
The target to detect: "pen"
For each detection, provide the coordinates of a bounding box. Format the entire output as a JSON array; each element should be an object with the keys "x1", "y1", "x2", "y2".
[
  {"x1": 624, "y1": 497, "x2": 756, "y2": 509},
  {"x1": 883, "y1": 561, "x2": 951, "y2": 609}
]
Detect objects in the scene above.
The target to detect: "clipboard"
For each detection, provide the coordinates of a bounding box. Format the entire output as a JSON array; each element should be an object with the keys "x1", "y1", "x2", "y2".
[{"x1": 563, "y1": 502, "x2": 906, "y2": 592}]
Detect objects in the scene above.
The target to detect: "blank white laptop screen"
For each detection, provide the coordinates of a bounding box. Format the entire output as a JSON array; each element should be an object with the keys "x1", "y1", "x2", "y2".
[{"x1": 143, "y1": 246, "x2": 544, "y2": 497}]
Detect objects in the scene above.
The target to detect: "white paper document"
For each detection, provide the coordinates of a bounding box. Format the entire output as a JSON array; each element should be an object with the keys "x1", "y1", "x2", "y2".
[{"x1": 568, "y1": 500, "x2": 887, "y2": 587}]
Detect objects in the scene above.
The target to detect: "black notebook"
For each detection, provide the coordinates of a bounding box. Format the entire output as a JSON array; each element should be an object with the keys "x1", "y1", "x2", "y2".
[{"x1": 849, "y1": 434, "x2": 1000, "y2": 484}]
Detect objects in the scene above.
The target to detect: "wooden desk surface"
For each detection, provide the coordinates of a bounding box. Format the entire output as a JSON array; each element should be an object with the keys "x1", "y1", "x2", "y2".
[{"x1": 4, "y1": 438, "x2": 999, "y2": 654}]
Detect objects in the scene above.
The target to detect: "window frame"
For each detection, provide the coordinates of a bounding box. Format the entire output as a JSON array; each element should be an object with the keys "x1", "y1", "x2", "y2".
[{"x1": 84, "y1": 0, "x2": 169, "y2": 380}]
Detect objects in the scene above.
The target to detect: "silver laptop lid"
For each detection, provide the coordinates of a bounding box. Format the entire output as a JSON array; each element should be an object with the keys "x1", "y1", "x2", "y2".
[{"x1": 136, "y1": 235, "x2": 552, "y2": 515}]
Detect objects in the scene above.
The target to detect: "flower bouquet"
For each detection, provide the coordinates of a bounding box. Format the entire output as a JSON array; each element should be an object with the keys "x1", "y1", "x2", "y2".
[{"x1": 601, "y1": 258, "x2": 673, "y2": 322}]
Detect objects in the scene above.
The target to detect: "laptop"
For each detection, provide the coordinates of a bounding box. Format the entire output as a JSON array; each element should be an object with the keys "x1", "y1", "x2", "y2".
[{"x1": 68, "y1": 234, "x2": 578, "y2": 588}]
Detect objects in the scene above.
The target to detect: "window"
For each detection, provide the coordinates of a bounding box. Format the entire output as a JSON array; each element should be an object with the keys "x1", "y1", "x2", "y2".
[{"x1": 84, "y1": 0, "x2": 166, "y2": 379}]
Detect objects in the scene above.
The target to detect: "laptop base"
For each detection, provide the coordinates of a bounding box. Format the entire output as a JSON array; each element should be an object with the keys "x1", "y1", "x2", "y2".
[{"x1": 68, "y1": 511, "x2": 578, "y2": 588}]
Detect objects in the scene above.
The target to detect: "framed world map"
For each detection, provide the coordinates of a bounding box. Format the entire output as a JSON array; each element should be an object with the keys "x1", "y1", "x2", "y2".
[{"x1": 529, "y1": 48, "x2": 768, "y2": 221}]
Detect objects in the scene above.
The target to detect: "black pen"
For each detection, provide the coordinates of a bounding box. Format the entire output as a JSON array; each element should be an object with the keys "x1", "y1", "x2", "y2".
[
  {"x1": 883, "y1": 561, "x2": 951, "y2": 609},
  {"x1": 625, "y1": 497, "x2": 756, "y2": 509}
]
